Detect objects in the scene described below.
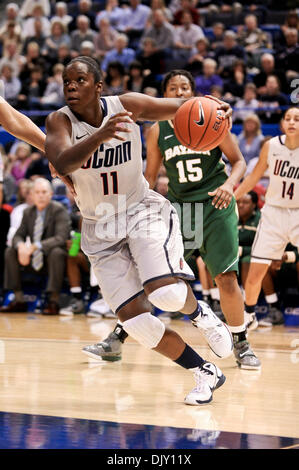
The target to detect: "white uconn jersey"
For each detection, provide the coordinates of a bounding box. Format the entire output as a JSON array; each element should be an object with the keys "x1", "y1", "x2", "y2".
[
  {"x1": 59, "y1": 96, "x2": 149, "y2": 221},
  {"x1": 266, "y1": 135, "x2": 299, "y2": 208}
]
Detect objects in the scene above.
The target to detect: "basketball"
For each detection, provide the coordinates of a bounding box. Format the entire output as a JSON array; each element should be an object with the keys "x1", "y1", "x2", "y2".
[{"x1": 173, "y1": 97, "x2": 229, "y2": 152}]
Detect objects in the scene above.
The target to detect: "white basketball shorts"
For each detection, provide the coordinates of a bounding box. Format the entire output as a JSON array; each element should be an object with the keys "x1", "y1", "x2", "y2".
[
  {"x1": 251, "y1": 204, "x2": 299, "y2": 263},
  {"x1": 81, "y1": 190, "x2": 195, "y2": 313}
]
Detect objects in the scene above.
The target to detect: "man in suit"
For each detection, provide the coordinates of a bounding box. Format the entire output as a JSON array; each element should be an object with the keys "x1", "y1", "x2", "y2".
[{"x1": 1, "y1": 177, "x2": 71, "y2": 315}]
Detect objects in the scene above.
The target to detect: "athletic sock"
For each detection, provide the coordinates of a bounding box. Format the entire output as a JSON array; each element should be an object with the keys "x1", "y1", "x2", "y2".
[
  {"x1": 245, "y1": 303, "x2": 255, "y2": 314},
  {"x1": 265, "y1": 294, "x2": 280, "y2": 309},
  {"x1": 210, "y1": 287, "x2": 220, "y2": 301},
  {"x1": 70, "y1": 287, "x2": 82, "y2": 300},
  {"x1": 229, "y1": 324, "x2": 247, "y2": 344},
  {"x1": 114, "y1": 323, "x2": 128, "y2": 343},
  {"x1": 174, "y1": 343, "x2": 205, "y2": 369},
  {"x1": 187, "y1": 302, "x2": 201, "y2": 321}
]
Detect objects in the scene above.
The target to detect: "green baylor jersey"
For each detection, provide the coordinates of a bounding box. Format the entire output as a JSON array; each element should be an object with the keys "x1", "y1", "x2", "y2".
[{"x1": 158, "y1": 120, "x2": 228, "y2": 203}]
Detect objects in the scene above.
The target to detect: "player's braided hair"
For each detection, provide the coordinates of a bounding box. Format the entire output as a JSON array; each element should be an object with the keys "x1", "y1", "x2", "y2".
[
  {"x1": 162, "y1": 69, "x2": 195, "y2": 94},
  {"x1": 67, "y1": 56, "x2": 103, "y2": 82}
]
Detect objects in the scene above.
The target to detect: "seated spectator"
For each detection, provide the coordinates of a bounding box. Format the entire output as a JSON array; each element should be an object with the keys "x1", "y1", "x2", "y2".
[
  {"x1": 253, "y1": 53, "x2": 288, "y2": 96},
  {"x1": 233, "y1": 82, "x2": 259, "y2": 123},
  {"x1": 101, "y1": 34, "x2": 136, "y2": 73},
  {"x1": 50, "y1": 2, "x2": 73, "y2": 30},
  {"x1": 79, "y1": 40, "x2": 97, "y2": 59},
  {"x1": 281, "y1": 10, "x2": 299, "y2": 37},
  {"x1": 9, "y1": 143, "x2": 33, "y2": 183},
  {"x1": 25, "y1": 152, "x2": 51, "y2": 180},
  {"x1": 19, "y1": 41, "x2": 48, "y2": 83},
  {"x1": 117, "y1": 0, "x2": 151, "y2": 48},
  {"x1": 70, "y1": 15, "x2": 96, "y2": 57},
  {"x1": 275, "y1": 28, "x2": 299, "y2": 81},
  {"x1": 95, "y1": 0, "x2": 123, "y2": 31},
  {"x1": 21, "y1": 18, "x2": 47, "y2": 56},
  {"x1": 94, "y1": 17, "x2": 118, "y2": 61},
  {"x1": 214, "y1": 30, "x2": 247, "y2": 79},
  {"x1": 223, "y1": 59, "x2": 248, "y2": 102},
  {"x1": 146, "y1": 0, "x2": 173, "y2": 28},
  {"x1": 237, "y1": 14, "x2": 271, "y2": 67},
  {"x1": 7, "y1": 180, "x2": 34, "y2": 247},
  {"x1": 124, "y1": 61, "x2": 145, "y2": 93},
  {"x1": 0, "y1": 182, "x2": 10, "y2": 290},
  {"x1": 0, "y1": 40, "x2": 24, "y2": 77},
  {"x1": 22, "y1": 4, "x2": 51, "y2": 39},
  {"x1": 0, "y1": 178, "x2": 70, "y2": 315},
  {"x1": 237, "y1": 114, "x2": 264, "y2": 164},
  {"x1": 209, "y1": 22, "x2": 225, "y2": 51},
  {"x1": 141, "y1": 9, "x2": 175, "y2": 55},
  {"x1": 0, "y1": 63, "x2": 21, "y2": 107},
  {"x1": 0, "y1": 20, "x2": 23, "y2": 55},
  {"x1": 68, "y1": 0, "x2": 97, "y2": 32},
  {"x1": 50, "y1": 42, "x2": 72, "y2": 71},
  {"x1": 102, "y1": 61, "x2": 127, "y2": 96},
  {"x1": 173, "y1": 10, "x2": 205, "y2": 62},
  {"x1": 186, "y1": 37, "x2": 211, "y2": 76},
  {"x1": 195, "y1": 58, "x2": 223, "y2": 96},
  {"x1": 173, "y1": 0, "x2": 200, "y2": 26},
  {"x1": 0, "y1": 3, "x2": 22, "y2": 33},
  {"x1": 40, "y1": 63, "x2": 65, "y2": 109},
  {"x1": 258, "y1": 75, "x2": 289, "y2": 124},
  {"x1": 20, "y1": 0, "x2": 50, "y2": 18},
  {"x1": 210, "y1": 84, "x2": 223, "y2": 100},
  {"x1": 17, "y1": 65, "x2": 46, "y2": 111},
  {"x1": 43, "y1": 20, "x2": 71, "y2": 62},
  {"x1": 136, "y1": 37, "x2": 165, "y2": 78}
]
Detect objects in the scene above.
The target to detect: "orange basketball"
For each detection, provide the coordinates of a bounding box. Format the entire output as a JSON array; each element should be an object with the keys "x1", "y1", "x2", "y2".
[{"x1": 173, "y1": 97, "x2": 229, "y2": 152}]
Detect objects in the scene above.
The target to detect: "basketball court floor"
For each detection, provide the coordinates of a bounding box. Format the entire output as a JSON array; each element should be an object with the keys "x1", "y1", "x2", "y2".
[{"x1": 0, "y1": 313, "x2": 298, "y2": 449}]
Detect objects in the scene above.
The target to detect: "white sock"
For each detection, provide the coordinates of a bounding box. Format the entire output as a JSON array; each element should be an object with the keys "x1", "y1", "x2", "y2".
[
  {"x1": 71, "y1": 287, "x2": 82, "y2": 294},
  {"x1": 265, "y1": 293, "x2": 278, "y2": 304},
  {"x1": 202, "y1": 289, "x2": 210, "y2": 296},
  {"x1": 229, "y1": 324, "x2": 246, "y2": 333},
  {"x1": 210, "y1": 287, "x2": 220, "y2": 300}
]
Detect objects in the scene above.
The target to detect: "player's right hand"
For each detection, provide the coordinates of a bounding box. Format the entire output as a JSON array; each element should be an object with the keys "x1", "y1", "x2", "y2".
[{"x1": 98, "y1": 111, "x2": 133, "y2": 142}]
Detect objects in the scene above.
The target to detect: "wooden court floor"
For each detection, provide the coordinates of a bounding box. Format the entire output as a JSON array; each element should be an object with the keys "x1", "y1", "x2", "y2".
[{"x1": 0, "y1": 313, "x2": 298, "y2": 448}]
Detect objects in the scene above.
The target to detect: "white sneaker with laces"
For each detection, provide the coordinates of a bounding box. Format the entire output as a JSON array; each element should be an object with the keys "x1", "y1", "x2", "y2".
[
  {"x1": 184, "y1": 362, "x2": 226, "y2": 405},
  {"x1": 192, "y1": 301, "x2": 233, "y2": 358}
]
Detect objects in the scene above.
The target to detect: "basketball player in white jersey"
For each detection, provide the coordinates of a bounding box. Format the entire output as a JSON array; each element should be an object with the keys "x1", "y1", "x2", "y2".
[
  {"x1": 235, "y1": 106, "x2": 299, "y2": 327},
  {"x1": 45, "y1": 56, "x2": 234, "y2": 406}
]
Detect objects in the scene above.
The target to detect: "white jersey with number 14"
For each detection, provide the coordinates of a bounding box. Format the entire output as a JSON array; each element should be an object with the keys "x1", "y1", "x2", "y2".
[{"x1": 266, "y1": 135, "x2": 299, "y2": 208}]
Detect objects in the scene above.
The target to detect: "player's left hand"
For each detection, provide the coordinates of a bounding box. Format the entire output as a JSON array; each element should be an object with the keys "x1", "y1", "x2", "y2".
[
  {"x1": 208, "y1": 182, "x2": 234, "y2": 210},
  {"x1": 204, "y1": 95, "x2": 232, "y2": 130}
]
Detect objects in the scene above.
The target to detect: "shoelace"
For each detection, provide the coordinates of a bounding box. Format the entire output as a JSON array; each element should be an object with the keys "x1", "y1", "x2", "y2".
[{"x1": 193, "y1": 367, "x2": 213, "y2": 392}]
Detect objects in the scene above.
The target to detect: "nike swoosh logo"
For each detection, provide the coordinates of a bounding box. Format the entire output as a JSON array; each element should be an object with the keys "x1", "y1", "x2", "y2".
[
  {"x1": 76, "y1": 134, "x2": 88, "y2": 140},
  {"x1": 165, "y1": 134, "x2": 173, "y2": 140},
  {"x1": 194, "y1": 102, "x2": 205, "y2": 126}
]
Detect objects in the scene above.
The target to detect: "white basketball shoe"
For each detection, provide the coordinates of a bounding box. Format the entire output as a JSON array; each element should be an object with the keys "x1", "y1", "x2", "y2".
[
  {"x1": 191, "y1": 301, "x2": 233, "y2": 358},
  {"x1": 184, "y1": 362, "x2": 226, "y2": 405}
]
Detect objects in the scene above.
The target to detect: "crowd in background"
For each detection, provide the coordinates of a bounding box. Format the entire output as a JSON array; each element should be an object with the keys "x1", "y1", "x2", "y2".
[{"x1": 0, "y1": 0, "x2": 298, "y2": 317}]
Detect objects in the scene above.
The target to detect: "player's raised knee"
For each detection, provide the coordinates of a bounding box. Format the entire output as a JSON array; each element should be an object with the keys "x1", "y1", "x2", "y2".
[{"x1": 147, "y1": 279, "x2": 188, "y2": 312}]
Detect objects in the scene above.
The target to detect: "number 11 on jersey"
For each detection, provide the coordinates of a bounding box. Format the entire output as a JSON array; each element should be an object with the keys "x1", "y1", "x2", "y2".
[{"x1": 100, "y1": 171, "x2": 118, "y2": 195}]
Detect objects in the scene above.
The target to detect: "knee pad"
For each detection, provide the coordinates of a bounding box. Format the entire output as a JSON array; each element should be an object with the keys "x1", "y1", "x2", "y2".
[
  {"x1": 122, "y1": 312, "x2": 165, "y2": 349},
  {"x1": 148, "y1": 279, "x2": 188, "y2": 312}
]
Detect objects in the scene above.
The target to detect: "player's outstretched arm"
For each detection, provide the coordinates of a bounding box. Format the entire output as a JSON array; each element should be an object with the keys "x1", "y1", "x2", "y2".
[
  {"x1": 0, "y1": 96, "x2": 45, "y2": 152},
  {"x1": 234, "y1": 140, "x2": 269, "y2": 200},
  {"x1": 144, "y1": 123, "x2": 163, "y2": 189}
]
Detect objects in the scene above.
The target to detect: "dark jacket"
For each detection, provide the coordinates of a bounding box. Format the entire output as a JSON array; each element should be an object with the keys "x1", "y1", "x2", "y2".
[{"x1": 12, "y1": 201, "x2": 70, "y2": 255}]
